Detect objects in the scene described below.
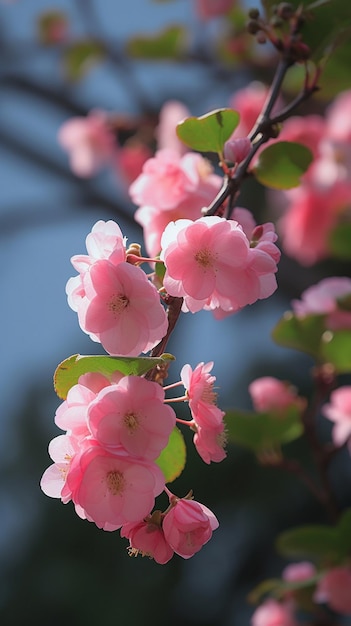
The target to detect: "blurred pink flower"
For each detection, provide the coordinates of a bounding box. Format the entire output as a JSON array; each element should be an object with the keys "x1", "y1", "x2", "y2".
[
  {"x1": 58, "y1": 111, "x2": 116, "y2": 177},
  {"x1": 249, "y1": 377, "x2": 304, "y2": 415},
  {"x1": 326, "y1": 90, "x2": 351, "y2": 144},
  {"x1": 121, "y1": 517, "x2": 174, "y2": 564},
  {"x1": 163, "y1": 497, "x2": 219, "y2": 558},
  {"x1": 314, "y1": 567, "x2": 351, "y2": 615},
  {"x1": 322, "y1": 386, "x2": 351, "y2": 446},
  {"x1": 251, "y1": 599, "x2": 297, "y2": 626},
  {"x1": 195, "y1": 0, "x2": 235, "y2": 20},
  {"x1": 292, "y1": 276, "x2": 351, "y2": 330},
  {"x1": 282, "y1": 561, "x2": 316, "y2": 582},
  {"x1": 156, "y1": 100, "x2": 190, "y2": 155},
  {"x1": 88, "y1": 376, "x2": 176, "y2": 460},
  {"x1": 77, "y1": 259, "x2": 168, "y2": 356}
]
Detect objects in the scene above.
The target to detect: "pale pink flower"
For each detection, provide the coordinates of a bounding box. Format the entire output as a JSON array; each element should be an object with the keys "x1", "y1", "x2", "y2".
[
  {"x1": 251, "y1": 599, "x2": 297, "y2": 626},
  {"x1": 121, "y1": 516, "x2": 174, "y2": 564},
  {"x1": 314, "y1": 567, "x2": 351, "y2": 615},
  {"x1": 326, "y1": 90, "x2": 351, "y2": 144},
  {"x1": 73, "y1": 446, "x2": 165, "y2": 530},
  {"x1": 76, "y1": 259, "x2": 168, "y2": 356},
  {"x1": 193, "y1": 422, "x2": 227, "y2": 464},
  {"x1": 292, "y1": 277, "x2": 351, "y2": 330},
  {"x1": 181, "y1": 361, "x2": 225, "y2": 429},
  {"x1": 88, "y1": 376, "x2": 176, "y2": 460},
  {"x1": 195, "y1": 0, "x2": 235, "y2": 20},
  {"x1": 279, "y1": 181, "x2": 351, "y2": 266},
  {"x1": 162, "y1": 497, "x2": 219, "y2": 558},
  {"x1": 58, "y1": 111, "x2": 116, "y2": 177},
  {"x1": 156, "y1": 100, "x2": 190, "y2": 156},
  {"x1": 249, "y1": 377, "x2": 304, "y2": 415},
  {"x1": 116, "y1": 142, "x2": 153, "y2": 185},
  {"x1": 282, "y1": 561, "x2": 316, "y2": 582},
  {"x1": 134, "y1": 166, "x2": 221, "y2": 257},
  {"x1": 40, "y1": 434, "x2": 80, "y2": 499},
  {"x1": 231, "y1": 207, "x2": 257, "y2": 239},
  {"x1": 129, "y1": 149, "x2": 211, "y2": 210},
  {"x1": 322, "y1": 387, "x2": 351, "y2": 447}
]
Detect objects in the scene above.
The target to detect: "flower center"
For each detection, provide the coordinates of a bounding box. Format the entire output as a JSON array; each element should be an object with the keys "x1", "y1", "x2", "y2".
[
  {"x1": 106, "y1": 470, "x2": 125, "y2": 496},
  {"x1": 108, "y1": 293, "x2": 129, "y2": 317},
  {"x1": 123, "y1": 412, "x2": 139, "y2": 434},
  {"x1": 194, "y1": 248, "x2": 214, "y2": 269}
]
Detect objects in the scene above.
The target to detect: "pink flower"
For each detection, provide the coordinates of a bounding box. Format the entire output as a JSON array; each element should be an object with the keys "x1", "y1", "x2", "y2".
[
  {"x1": 116, "y1": 142, "x2": 153, "y2": 185},
  {"x1": 279, "y1": 181, "x2": 351, "y2": 266},
  {"x1": 40, "y1": 434, "x2": 80, "y2": 500},
  {"x1": 161, "y1": 216, "x2": 279, "y2": 314},
  {"x1": 58, "y1": 111, "x2": 116, "y2": 177},
  {"x1": 251, "y1": 599, "x2": 297, "y2": 626},
  {"x1": 326, "y1": 90, "x2": 351, "y2": 144},
  {"x1": 76, "y1": 259, "x2": 168, "y2": 356},
  {"x1": 249, "y1": 377, "x2": 304, "y2": 415},
  {"x1": 229, "y1": 83, "x2": 282, "y2": 138},
  {"x1": 162, "y1": 497, "x2": 219, "y2": 558},
  {"x1": 156, "y1": 100, "x2": 190, "y2": 156},
  {"x1": 121, "y1": 515, "x2": 174, "y2": 564},
  {"x1": 88, "y1": 376, "x2": 176, "y2": 460},
  {"x1": 314, "y1": 567, "x2": 351, "y2": 615},
  {"x1": 292, "y1": 277, "x2": 351, "y2": 330},
  {"x1": 195, "y1": 0, "x2": 235, "y2": 20},
  {"x1": 73, "y1": 446, "x2": 165, "y2": 530},
  {"x1": 282, "y1": 561, "x2": 316, "y2": 582},
  {"x1": 322, "y1": 386, "x2": 351, "y2": 447},
  {"x1": 193, "y1": 422, "x2": 227, "y2": 464},
  {"x1": 181, "y1": 362, "x2": 225, "y2": 429},
  {"x1": 129, "y1": 149, "x2": 205, "y2": 210}
]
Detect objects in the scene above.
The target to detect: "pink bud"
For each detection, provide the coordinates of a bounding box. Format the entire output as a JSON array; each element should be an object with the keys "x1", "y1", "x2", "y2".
[
  {"x1": 163, "y1": 498, "x2": 219, "y2": 558},
  {"x1": 224, "y1": 137, "x2": 251, "y2": 164}
]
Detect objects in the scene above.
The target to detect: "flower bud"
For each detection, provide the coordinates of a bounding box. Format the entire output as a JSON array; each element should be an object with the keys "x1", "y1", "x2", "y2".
[{"x1": 224, "y1": 137, "x2": 251, "y2": 164}]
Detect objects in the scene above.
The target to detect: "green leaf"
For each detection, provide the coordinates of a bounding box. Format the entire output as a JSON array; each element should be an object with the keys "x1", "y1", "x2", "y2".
[
  {"x1": 54, "y1": 353, "x2": 170, "y2": 399},
  {"x1": 248, "y1": 575, "x2": 319, "y2": 604},
  {"x1": 126, "y1": 26, "x2": 186, "y2": 60},
  {"x1": 337, "y1": 508, "x2": 351, "y2": 554},
  {"x1": 63, "y1": 40, "x2": 104, "y2": 81},
  {"x1": 271, "y1": 312, "x2": 327, "y2": 360},
  {"x1": 176, "y1": 108, "x2": 240, "y2": 154},
  {"x1": 155, "y1": 259, "x2": 166, "y2": 285},
  {"x1": 329, "y1": 223, "x2": 351, "y2": 260},
  {"x1": 276, "y1": 525, "x2": 341, "y2": 564},
  {"x1": 156, "y1": 426, "x2": 186, "y2": 483},
  {"x1": 225, "y1": 406, "x2": 303, "y2": 452},
  {"x1": 253, "y1": 142, "x2": 313, "y2": 190},
  {"x1": 321, "y1": 330, "x2": 351, "y2": 373}
]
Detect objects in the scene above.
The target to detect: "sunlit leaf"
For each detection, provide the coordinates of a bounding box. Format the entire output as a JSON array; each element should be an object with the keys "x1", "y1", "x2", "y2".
[
  {"x1": 54, "y1": 353, "x2": 171, "y2": 399},
  {"x1": 253, "y1": 142, "x2": 313, "y2": 190},
  {"x1": 156, "y1": 426, "x2": 186, "y2": 483},
  {"x1": 176, "y1": 108, "x2": 239, "y2": 154},
  {"x1": 225, "y1": 406, "x2": 303, "y2": 452},
  {"x1": 126, "y1": 26, "x2": 186, "y2": 59},
  {"x1": 271, "y1": 312, "x2": 327, "y2": 360},
  {"x1": 63, "y1": 40, "x2": 104, "y2": 80}
]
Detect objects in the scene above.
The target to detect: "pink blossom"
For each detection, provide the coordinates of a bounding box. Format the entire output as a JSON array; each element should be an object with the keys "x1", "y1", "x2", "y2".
[
  {"x1": 193, "y1": 422, "x2": 227, "y2": 464},
  {"x1": 58, "y1": 111, "x2": 116, "y2": 177},
  {"x1": 314, "y1": 567, "x2": 351, "y2": 615},
  {"x1": 291, "y1": 277, "x2": 351, "y2": 330},
  {"x1": 249, "y1": 377, "x2": 303, "y2": 415},
  {"x1": 251, "y1": 599, "x2": 297, "y2": 626},
  {"x1": 40, "y1": 434, "x2": 79, "y2": 499},
  {"x1": 134, "y1": 164, "x2": 221, "y2": 257},
  {"x1": 195, "y1": 0, "x2": 235, "y2": 20},
  {"x1": 88, "y1": 376, "x2": 176, "y2": 460},
  {"x1": 326, "y1": 90, "x2": 351, "y2": 144},
  {"x1": 161, "y1": 215, "x2": 279, "y2": 315},
  {"x1": 73, "y1": 446, "x2": 165, "y2": 530},
  {"x1": 129, "y1": 149, "x2": 206, "y2": 210},
  {"x1": 322, "y1": 386, "x2": 351, "y2": 446},
  {"x1": 76, "y1": 259, "x2": 168, "y2": 356},
  {"x1": 229, "y1": 83, "x2": 282, "y2": 138},
  {"x1": 282, "y1": 561, "x2": 316, "y2": 582},
  {"x1": 156, "y1": 100, "x2": 190, "y2": 156},
  {"x1": 162, "y1": 497, "x2": 219, "y2": 558},
  {"x1": 279, "y1": 181, "x2": 351, "y2": 266},
  {"x1": 121, "y1": 516, "x2": 174, "y2": 564},
  {"x1": 116, "y1": 142, "x2": 153, "y2": 185},
  {"x1": 181, "y1": 362, "x2": 225, "y2": 429}
]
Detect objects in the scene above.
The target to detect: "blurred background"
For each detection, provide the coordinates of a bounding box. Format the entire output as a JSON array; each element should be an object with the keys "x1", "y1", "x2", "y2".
[{"x1": 1, "y1": 1, "x2": 351, "y2": 625}]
